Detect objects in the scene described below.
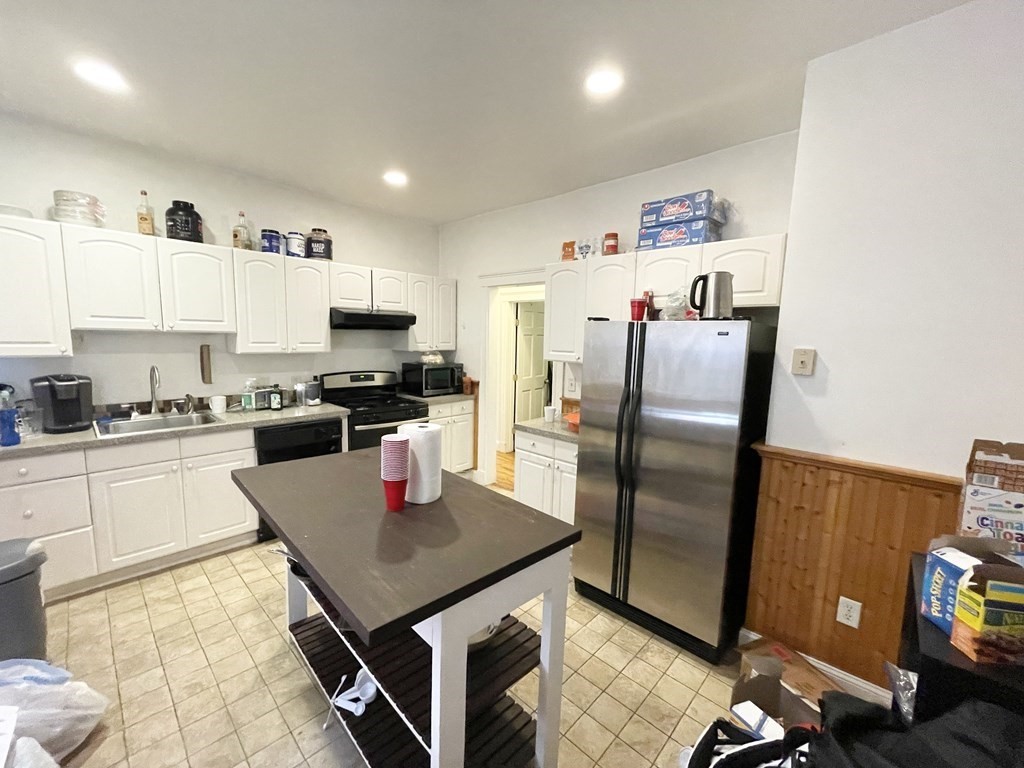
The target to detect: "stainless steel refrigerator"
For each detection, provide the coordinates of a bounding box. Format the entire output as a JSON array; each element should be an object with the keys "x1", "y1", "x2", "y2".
[{"x1": 572, "y1": 319, "x2": 776, "y2": 662}]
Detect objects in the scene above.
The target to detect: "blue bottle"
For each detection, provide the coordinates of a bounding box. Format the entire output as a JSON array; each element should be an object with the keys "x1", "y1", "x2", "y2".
[{"x1": 0, "y1": 391, "x2": 20, "y2": 447}]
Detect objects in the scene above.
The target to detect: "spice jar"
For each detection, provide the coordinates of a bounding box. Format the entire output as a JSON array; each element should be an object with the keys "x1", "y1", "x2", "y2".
[
  {"x1": 562, "y1": 241, "x2": 576, "y2": 261},
  {"x1": 603, "y1": 232, "x2": 619, "y2": 256},
  {"x1": 305, "y1": 228, "x2": 333, "y2": 259}
]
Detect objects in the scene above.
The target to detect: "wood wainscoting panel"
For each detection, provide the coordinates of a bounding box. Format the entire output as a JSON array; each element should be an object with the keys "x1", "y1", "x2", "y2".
[{"x1": 747, "y1": 443, "x2": 962, "y2": 686}]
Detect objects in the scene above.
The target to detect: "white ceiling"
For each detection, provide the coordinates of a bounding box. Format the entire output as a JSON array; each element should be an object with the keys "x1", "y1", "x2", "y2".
[{"x1": 0, "y1": 1, "x2": 966, "y2": 223}]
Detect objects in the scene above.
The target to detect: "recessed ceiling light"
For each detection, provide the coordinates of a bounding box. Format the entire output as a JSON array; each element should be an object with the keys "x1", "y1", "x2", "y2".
[
  {"x1": 72, "y1": 58, "x2": 130, "y2": 94},
  {"x1": 382, "y1": 170, "x2": 408, "y2": 187},
  {"x1": 584, "y1": 67, "x2": 624, "y2": 98}
]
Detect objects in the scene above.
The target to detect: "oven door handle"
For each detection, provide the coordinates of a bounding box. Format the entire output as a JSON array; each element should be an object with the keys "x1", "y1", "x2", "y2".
[{"x1": 353, "y1": 417, "x2": 430, "y2": 431}]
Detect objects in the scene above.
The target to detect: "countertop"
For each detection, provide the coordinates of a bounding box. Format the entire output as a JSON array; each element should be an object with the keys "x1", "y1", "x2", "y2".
[
  {"x1": 402, "y1": 393, "x2": 475, "y2": 405},
  {"x1": 514, "y1": 416, "x2": 579, "y2": 444},
  {"x1": 0, "y1": 404, "x2": 351, "y2": 459},
  {"x1": 232, "y1": 447, "x2": 580, "y2": 645}
]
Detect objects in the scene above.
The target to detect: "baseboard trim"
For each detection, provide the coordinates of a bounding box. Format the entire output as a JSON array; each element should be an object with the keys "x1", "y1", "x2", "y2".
[{"x1": 738, "y1": 628, "x2": 890, "y2": 707}]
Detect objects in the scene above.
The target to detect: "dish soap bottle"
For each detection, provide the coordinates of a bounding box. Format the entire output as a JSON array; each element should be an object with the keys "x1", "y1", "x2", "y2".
[
  {"x1": 137, "y1": 190, "x2": 155, "y2": 235},
  {"x1": 232, "y1": 211, "x2": 253, "y2": 250},
  {"x1": 0, "y1": 391, "x2": 20, "y2": 447}
]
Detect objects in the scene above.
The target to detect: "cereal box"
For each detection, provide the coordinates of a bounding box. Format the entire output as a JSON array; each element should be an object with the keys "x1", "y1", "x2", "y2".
[
  {"x1": 951, "y1": 563, "x2": 1024, "y2": 664},
  {"x1": 920, "y1": 535, "x2": 1013, "y2": 635},
  {"x1": 959, "y1": 440, "x2": 1024, "y2": 565}
]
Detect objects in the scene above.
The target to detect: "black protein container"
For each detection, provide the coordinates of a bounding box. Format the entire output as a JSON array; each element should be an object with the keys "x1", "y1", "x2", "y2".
[{"x1": 166, "y1": 200, "x2": 204, "y2": 242}]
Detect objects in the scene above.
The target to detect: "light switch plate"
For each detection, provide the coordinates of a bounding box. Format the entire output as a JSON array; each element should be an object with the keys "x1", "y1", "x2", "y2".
[{"x1": 792, "y1": 348, "x2": 816, "y2": 376}]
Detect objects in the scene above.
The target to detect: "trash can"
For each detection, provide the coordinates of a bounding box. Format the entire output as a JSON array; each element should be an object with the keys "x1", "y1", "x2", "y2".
[{"x1": 0, "y1": 538, "x2": 48, "y2": 661}]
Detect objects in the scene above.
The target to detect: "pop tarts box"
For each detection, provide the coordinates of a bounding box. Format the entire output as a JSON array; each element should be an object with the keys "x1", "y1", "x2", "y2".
[
  {"x1": 640, "y1": 190, "x2": 724, "y2": 226},
  {"x1": 920, "y1": 535, "x2": 1013, "y2": 635},
  {"x1": 636, "y1": 220, "x2": 721, "y2": 251}
]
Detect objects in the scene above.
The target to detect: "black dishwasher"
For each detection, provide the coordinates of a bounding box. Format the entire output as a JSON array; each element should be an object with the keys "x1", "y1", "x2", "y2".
[{"x1": 254, "y1": 418, "x2": 344, "y2": 541}]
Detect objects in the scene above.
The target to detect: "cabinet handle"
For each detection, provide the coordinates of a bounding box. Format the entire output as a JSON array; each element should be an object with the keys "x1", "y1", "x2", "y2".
[
  {"x1": 18, "y1": 468, "x2": 27, "y2": 477},
  {"x1": 281, "y1": 345, "x2": 286, "y2": 350},
  {"x1": 186, "y1": 463, "x2": 193, "y2": 470},
  {"x1": 152, "y1": 322, "x2": 159, "y2": 328},
  {"x1": 23, "y1": 510, "x2": 32, "y2": 519},
  {"x1": 168, "y1": 322, "x2": 175, "y2": 329},
  {"x1": 59, "y1": 347, "x2": 67, "y2": 354},
  {"x1": 171, "y1": 465, "x2": 179, "y2": 472}
]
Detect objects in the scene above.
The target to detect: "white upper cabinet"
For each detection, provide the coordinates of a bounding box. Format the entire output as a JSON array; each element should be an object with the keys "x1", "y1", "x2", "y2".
[
  {"x1": 233, "y1": 250, "x2": 288, "y2": 354},
  {"x1": 157, "y1": 241, "x2": 237, "y2": 332},
  {"x1": 372, "y1": 268, "x2": 407, "y2": 311},
  {"x1": 635, "y1": 246, "x2": 702, "y2": 307},
  {"x1": 406, "y1": 273, "x2": 433, "y2": 351},
  {"x1": 433, "y1": 277, "x2": 457, "y2": 351},
  {"x1": 586, "y1": 254, "x2": 636, "y2": 322},
  {"x1": 544, "y1": 261, "x2": 587, "y2": 362},
  {"x1": 329, "y1": 263, "x2": 373, "y2": 309},
  {"x1": 701, "y1": 234, "x2": 786, "y2": 307},
  {"x1": 285, "y1": 258, "x2": 330, "y2": 353},
  {"x1": 62, "y1": 226, "x2": 163, "y2": 331},
  {"x1": 0, "y1": 216, "x2": 73, "y2": 357}
]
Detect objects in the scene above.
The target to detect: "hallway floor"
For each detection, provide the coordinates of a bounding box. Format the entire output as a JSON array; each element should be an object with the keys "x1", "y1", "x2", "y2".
[
  {"x1": 496, "y1": 450, "x2": 515, "y2": 491},
  {"x1": 50, "y1": 541, "x2": 737, "y2": 768}
]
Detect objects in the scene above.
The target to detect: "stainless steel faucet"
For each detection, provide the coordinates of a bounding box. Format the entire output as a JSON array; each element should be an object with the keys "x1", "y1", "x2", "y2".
[
  {"x1": 184, "y1": 393, "x2": 197, "y2": 415},
  {"x1": 149, "y1": 365, "x2": 160, "y2": 415}
]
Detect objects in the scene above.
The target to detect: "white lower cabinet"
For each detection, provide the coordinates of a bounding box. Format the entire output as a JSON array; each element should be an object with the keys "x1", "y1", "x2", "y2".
[
  {"x1": 89, "y1": 460, "x2": 187, "y2": 571},
  {"x1": 182, "y1": 449, "x2": 257, "y2": 548},
  {"x1": 512, "y1": 433, "x2": 578, "y2": 523},
  {"x1": 427, "y1": 400, "x2": 475, "y2": 473}
]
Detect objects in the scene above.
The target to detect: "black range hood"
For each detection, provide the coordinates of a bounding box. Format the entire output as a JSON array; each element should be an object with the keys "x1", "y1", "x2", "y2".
[{"x1": 330, "y1": 307, "x2": 416, "y2": 330}]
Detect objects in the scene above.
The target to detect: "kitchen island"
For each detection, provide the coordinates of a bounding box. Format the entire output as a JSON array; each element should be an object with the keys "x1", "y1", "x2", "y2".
[{"x1": 232, "y1": 447, "x2": 581, "y2": 768}]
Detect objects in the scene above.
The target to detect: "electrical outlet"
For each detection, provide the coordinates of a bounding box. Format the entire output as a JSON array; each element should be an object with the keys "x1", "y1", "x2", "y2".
[
  {"x1": 836, "y1": 596, "x2": 862, "y2": 628},
  {"x1": 791, "y1": 348, "x2": 816, "y2": 376}
]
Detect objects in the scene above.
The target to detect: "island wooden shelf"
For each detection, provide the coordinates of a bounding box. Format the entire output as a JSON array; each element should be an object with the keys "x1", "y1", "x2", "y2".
[{"x1": 291, "y1": 615, "x2": 537, "y2": 768}]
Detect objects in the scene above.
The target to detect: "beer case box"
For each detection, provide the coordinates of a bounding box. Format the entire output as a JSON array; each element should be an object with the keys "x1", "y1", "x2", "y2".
[
  {"x1": 919, "y1": 535, "x2": 1013, "y2": 636},
  {"x1": 640, "y1": 190, "x2": 727, "y2": 226},
  {"x1": 636, "y1": 220, "x2": 721, "y2": 251},
  {"x1": 959, "y1": 440, "x2": 1024, "y2": 565},
  {"x1": 950, "y1": 563, "x2": 1024, "y2": 664}
]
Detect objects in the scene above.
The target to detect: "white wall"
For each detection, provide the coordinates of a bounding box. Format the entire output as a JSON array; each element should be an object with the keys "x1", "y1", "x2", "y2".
[
  {"x1": 440, "y1": 131, "x2": 799, "y2": 380},
  {"x1": 0, "y1": 112, "x2": 438, "y2": 402},
  {"x1": 767, "y1": 0, "x2": 1024, "y2": 477}
]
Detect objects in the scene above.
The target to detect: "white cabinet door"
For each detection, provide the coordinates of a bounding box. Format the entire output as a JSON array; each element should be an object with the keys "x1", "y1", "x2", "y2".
[
  {"x1": 429, "y1": 418, "x2": 451, "y2": 472},
  {"x1": 514, "y1": 450, "x2": 552, "y2": 514},
  {"x1": 635, "y1": 246, "x2": 702, "y2": 307},
  {"x1": 0, "y1": 216, "x2": 73, "y2": 357},
  {"x1": 700, "y1": 234, "x2": 787, "y2": 307},
  {"x1": 586, "y1": 254, "x2": 636, "y2": 322},
  {"x1": 233, "y1": 250, "x2": 288, "y2": 354},
  {"x1": 433, "y1": 277, "x2": 457, "y2": 351},
  {"x1": 406, "y1": 273, "x2": 433, "y2": 351},
  {"x1": 89, "y1": 461, "x2": 187, "y2": 571},
  {"x1": 450, "y1": 414, "x2": 474, "y2": 473},
  {"x1": 62, "y1": 225, "x2": 163, "y2": 331},
  {"x1": 182, "y1": 449, "x2": 257, "y2": 548},
  {"x1": 38, "y1": 528, "x2": 98, "y2": 591},
  {"x1": 372, "y1": 268, "x2": 407, "y2": 311},
  {"x1": 286, "y1": 258, "x2": 330, "y2": 353},
  {"x1": 329, "y1": 263, "x2": 373, "y2": 309},
  {"x1": 543, "y1": 261, "x2": 587, "y2": 362},
  {"x1": 553, "y1": 460, "x2": 577, "y2": 524},
  {"x1": 157, "y1": 241, "x2": 237, "y2": 332}
]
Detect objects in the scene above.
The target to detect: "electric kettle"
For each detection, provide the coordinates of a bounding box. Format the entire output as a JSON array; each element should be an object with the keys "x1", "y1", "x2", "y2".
[{"x1": 689, "y1": 271, "x2": 734, "y2": 319}]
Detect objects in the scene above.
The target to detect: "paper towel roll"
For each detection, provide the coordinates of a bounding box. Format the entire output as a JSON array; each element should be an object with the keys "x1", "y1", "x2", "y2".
[{"x1": 398, "y1": 422, "x2": 443, "y2": 504}]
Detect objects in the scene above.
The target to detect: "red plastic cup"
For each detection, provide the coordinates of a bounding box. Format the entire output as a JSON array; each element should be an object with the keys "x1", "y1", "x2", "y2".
[
  {"x1": 630, "y1": 299, "x2": 646, "y2": 321},
  {"x1": 383, "y1": 478, "x2": 407, "y2": 512}
]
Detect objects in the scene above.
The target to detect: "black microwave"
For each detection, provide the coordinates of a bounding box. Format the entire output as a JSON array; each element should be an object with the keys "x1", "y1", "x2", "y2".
[{"x1": 401, "y1": 362, "x2": 464, "y2": 397}]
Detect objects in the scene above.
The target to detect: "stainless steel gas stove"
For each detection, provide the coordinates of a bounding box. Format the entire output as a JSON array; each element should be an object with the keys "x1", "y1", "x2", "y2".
[{"x1": 318, "y1": 371, "x2": 429, "y2": 451}]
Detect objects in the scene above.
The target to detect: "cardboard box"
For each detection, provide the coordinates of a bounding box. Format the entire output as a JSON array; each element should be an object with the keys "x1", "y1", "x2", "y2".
[
  {"x1": 951, "y1": 563, "x2": 1024, "y2": 663},
  {"x1": 959, "y1": 441, "x2": 1024, "y2": 564},
  {"x1": 732, "y1": 637, "x2": 841, "y2": 727},
  {"x1": 635, "y1": 220, "x2": 721, "y2": 251},
  {"x1": 639, "y1": 190, "x2": 726, "y2": 226},
  {"x1": 919, "y1": 535, "x2": 1013, "y2": 635}
]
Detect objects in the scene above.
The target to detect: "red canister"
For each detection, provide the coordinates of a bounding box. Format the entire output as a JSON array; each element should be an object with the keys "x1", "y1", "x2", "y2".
[{"x1": 603, "y1": 232, "x2": 619, "y2": 255}]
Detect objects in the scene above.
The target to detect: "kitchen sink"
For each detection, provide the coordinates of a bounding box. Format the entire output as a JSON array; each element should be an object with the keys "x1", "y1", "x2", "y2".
[{"x1": 94, "y1": 412, "x2": 222, "y2": 438}]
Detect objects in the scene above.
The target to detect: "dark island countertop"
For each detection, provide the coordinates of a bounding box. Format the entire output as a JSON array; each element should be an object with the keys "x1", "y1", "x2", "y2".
[{"x1": 232, "y1": 447, "x2": 581, "y2": 645}]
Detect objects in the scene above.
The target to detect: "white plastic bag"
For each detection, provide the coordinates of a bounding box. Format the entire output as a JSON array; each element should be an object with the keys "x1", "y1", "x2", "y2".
[
  {"x1": 0, "y1": 660, "x2": 108, "y2": 762},
  {"x1": 8, "y1": 737, "x2": 59, "y2": 768},
  {"x1": 661, "y1": 285, "x2": 699, "y2": 321}
]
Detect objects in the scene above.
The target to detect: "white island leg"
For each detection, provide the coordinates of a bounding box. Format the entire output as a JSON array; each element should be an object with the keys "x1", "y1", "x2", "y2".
[
  {"x1": 429, "y1": 611, "x2": 471, "y2": 768},
  {"x1": 536, "y1": 575, "x2": 569, "y2": 768}
]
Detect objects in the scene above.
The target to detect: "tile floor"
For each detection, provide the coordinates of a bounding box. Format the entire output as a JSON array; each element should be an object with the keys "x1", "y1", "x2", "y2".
[{"x1": 48, "y1": 542, "x2": 738, "y2": 768}]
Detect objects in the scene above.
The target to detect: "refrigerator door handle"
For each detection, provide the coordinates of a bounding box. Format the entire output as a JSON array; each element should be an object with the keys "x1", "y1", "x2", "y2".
[
  {"x1": 619, "y1": 323, "x2": 646, "y2": 600},
  {"x1": 611, "y1": 323, "x2": 635, "y2": 597}
]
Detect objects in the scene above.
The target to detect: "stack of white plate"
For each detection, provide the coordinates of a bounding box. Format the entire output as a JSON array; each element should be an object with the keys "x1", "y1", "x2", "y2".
[{"x1": 51, "y1": 190, "x2": 106, "y2": 227}]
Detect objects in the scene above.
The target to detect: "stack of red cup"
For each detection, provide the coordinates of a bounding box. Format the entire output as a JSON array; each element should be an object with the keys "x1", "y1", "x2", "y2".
[{"x1": 380, "y1": 434, "x2": 410, "y2": 512}]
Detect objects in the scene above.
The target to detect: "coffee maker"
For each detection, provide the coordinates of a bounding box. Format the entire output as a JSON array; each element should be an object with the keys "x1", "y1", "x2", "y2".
[{"x1": 30, "y1": 374, "x2": 93, "y2": 433}]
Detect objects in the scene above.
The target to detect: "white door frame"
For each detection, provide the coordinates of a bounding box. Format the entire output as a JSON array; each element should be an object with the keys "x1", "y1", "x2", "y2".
[{"x1": 478, "y1": 282, "x2": 545, "y2": 485}]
